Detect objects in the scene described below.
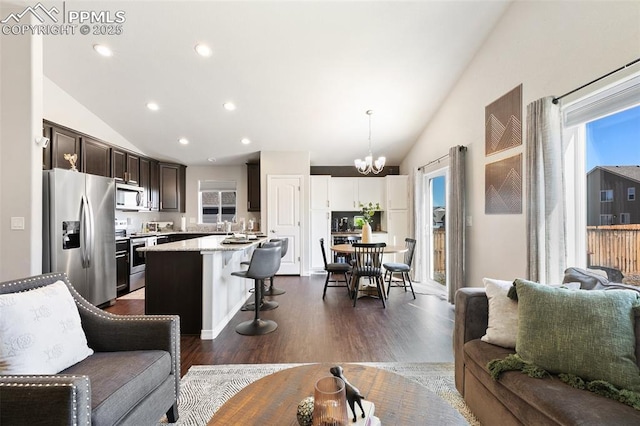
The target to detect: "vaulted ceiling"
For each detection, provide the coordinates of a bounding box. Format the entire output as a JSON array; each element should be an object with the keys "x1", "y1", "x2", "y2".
[{"x1": 42, "y1": 1, "x2": 510, "y2": 166}]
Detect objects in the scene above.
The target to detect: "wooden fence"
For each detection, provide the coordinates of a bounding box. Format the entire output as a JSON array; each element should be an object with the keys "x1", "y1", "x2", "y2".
[
  {"x1": 433, "y1": 228, "x2": 446, "y2": 274},
  {"x1": 587, "y1": 224, "x2": 640, "y2": 277}
]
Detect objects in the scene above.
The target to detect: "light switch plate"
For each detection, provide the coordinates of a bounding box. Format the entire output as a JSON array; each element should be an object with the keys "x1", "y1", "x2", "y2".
[
  {"x1": 11, "y1": 217, "x2": 25, "y2": 230},
  {"x1": 466, "y1": 216, "x2": 472, "y2": 226}
]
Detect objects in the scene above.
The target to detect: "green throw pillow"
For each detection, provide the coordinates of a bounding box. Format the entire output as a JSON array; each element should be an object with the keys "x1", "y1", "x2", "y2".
[{"x1": 514, "y1": 278, "x2": 640, "y2": 392}]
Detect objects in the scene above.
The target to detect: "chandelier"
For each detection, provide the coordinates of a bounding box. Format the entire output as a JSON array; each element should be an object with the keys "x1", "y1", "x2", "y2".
[{"x1": 354, "y1": 110, "x2": 385, "y2": 175}]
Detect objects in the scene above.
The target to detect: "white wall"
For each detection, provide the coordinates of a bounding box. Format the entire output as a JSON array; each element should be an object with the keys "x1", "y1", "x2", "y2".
[
  {"x1": 400, "y1": 1, "x2": 640, "y2": 288},
  {"x1": 0, "y1": 10, "x2": 44, "y2": 281},
  {"x1": 44, "y1": 77, "x2": 140, "y2": 153},
  {"x1": 185, "y1": 165, "x2": 260, "y2": 229}
]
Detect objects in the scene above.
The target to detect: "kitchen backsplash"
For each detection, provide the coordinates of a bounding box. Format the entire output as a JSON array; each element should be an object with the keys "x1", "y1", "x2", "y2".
[
  {"x1": 115, "y1": 211, "x2": 260, "y2": 233},
  {"x1": 331, "y1": 211, "x2": 381, "y2": 232}
]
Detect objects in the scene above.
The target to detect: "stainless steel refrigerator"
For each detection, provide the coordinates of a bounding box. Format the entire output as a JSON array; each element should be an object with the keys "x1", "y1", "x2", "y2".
[{"x1": 43, "y1": 169, "x2": 116, "y2": 306}]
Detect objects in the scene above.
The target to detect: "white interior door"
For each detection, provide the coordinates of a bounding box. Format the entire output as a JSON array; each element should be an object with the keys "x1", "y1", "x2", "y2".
[{"x1": 267, "y1": 175, "x2": 302, "y2": 274}]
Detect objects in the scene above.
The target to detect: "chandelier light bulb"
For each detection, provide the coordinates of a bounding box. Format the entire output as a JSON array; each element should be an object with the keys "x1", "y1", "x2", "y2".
[{"x1": 354, "y1": 110, "x2": 385, "y2": 175}]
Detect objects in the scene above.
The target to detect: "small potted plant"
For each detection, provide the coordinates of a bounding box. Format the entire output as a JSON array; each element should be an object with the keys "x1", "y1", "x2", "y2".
[{"x1": 359, "y1": 202, "x2": 380, "y2": 243}]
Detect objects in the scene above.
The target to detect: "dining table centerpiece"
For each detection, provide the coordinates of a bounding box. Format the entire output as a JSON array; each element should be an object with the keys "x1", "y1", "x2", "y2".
[{"x1": 358, "y1": 202, "x2": 380, "y2": 243}]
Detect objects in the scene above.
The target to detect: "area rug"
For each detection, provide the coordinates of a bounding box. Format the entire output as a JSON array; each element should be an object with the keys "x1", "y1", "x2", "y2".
[{"x1": 160, "y1": 362, "x2": 480, "y2": 425}]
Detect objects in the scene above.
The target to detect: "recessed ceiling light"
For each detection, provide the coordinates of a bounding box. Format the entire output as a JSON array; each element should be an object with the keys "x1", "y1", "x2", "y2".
[
  {"x1": 223, "y1": 102, "x2": 236, "y2": 111},
  {"x1": 178, "y1": 138, "x2": 189, "y2": 145},
  {"x1": 146, "y1": 102, "x2": 159, "y2": 111},
  {"x1": 241, "y1": 138, "x2": 251, "y2": 145},
  {"x1": 194, "y1": 43, "x2": 212, "y2": 57},
  {"x1": 93, "y1": 44, "x2": 113, "y2": 57},
  {"x1": 207, "y1": 157, "x2": 217, "y2": 163}
]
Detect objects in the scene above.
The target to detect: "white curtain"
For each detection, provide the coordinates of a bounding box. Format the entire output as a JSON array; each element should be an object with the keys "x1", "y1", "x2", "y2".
[
  {"x1": 447, "y1": 145, "x2": 466, "y2": 304},
  {"x1": 412, "y1": 168, "x2": 427, "y2": 283},
  {"x1": 526, "y1": 97, "x2": 567, "y2": 283}
]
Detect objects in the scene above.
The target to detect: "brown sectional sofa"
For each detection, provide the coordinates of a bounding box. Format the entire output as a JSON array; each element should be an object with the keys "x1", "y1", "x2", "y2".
[{"x1": 454, "y1": 287, "x2": 640, "y2": 425}]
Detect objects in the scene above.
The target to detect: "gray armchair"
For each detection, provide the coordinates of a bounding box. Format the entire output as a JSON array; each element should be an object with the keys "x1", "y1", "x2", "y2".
[{"x1": 0, "y1": 272, "x2": 180, "y2": 425}]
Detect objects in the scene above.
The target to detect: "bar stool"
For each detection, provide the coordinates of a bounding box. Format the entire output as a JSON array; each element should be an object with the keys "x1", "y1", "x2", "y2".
[
  {"x1": 231, "y1": 245, "x2": 282, "y2": 335},
  {"x1": 264, "y1": 238, "x2": 288, "y2": 296},
  {"x1": 241, "y1": 240, "x2": 281, "y2": 311}
]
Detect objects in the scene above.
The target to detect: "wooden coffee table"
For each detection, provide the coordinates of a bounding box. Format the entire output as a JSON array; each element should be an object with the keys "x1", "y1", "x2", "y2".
[{"x1": 207, "y1": 363, "x2": 468, "y2": 425}]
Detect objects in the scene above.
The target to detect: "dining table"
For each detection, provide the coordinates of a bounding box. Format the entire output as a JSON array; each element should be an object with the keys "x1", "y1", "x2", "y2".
[{"x1": 330, "y1": 243, "x2": 408, "y2": 299}]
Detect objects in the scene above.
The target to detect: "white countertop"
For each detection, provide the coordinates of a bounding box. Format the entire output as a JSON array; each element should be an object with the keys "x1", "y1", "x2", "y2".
[{"x1": 138, "y1": 235, "x2": 268, "y2": 253}]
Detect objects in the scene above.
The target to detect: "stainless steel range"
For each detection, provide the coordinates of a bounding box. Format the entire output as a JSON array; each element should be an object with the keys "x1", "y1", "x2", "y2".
[{"x1": 129, "y1": 235, "x2": 157, "y2": 292}]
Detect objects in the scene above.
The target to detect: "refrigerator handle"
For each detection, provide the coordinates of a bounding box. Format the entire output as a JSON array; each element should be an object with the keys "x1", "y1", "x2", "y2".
[
  {"x1": 86, "y1": 196, "x2": 95, "y2": 268},
  {"x1": 80, "y1": 195, "x2": 89, "y2": 268}
]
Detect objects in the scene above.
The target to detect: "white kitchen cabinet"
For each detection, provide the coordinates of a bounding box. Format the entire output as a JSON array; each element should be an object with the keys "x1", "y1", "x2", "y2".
[
  {"x1": 386, "y1": 175, "x2": 409, "y2": 210},
  {"x1": 330, "y1": 177, "x2": 358, "y2": 210},
  {"x1": 310, "y1": 209, "x2": 331, "y2": 270},
  {"x1": 386, "y1": 209, "x2": 409, "y2": 245},
  {"x1": 310, "y1": 175, "x2": 331, "y2": 210},
  {"x1": 357, "y1": 178, "x2": 385, "y2": 207},
  {"x1": 370, "y1": 233, "x2": 388, "y2": 244},
  {"x1": 329, "y1": 177, "x2": 385, "y2": 211}
]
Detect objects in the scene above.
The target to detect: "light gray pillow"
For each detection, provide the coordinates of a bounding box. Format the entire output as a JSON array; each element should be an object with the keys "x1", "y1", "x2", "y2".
[{"x1": 481, "y1": 278, "x2": 518, "y2": 348}]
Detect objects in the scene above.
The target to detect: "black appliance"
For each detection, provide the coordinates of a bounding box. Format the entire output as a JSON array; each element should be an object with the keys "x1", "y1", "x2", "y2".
[{"x1": 331, "y1": 234, "x2": 361, "y2": 263}]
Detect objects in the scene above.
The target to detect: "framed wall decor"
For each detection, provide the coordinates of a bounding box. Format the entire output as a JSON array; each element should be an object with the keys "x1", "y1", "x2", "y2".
[
  {"x1": 485, "y1": 84, "x2": 522, "y2": 156},
  {"x1": 485, "y1": 153, "x2": 522, "y2": 214}
]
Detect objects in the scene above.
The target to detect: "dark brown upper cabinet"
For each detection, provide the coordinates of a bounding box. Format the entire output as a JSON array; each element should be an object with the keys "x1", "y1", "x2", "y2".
[
  {"x1": 159, "y1": 163, "x2": 186, "y2": 213},
  {"x1": 48, "y1": 125, "x2": 81, "y2": 171},
  {"x1": 139, "y1": 157, "x2": 159, "y2": 211},
  {"x1": 82, "y1": 137, "x2": 111, "y2": 177},
  {"x1": 247, "y1": 162, "x2": 260, "y2": 212},
  {"x1": 112, "y1": 148, "x2": 139, "y2": 185},
  {"x1": 150, "y1": 159, "x2": 160, "y2": 211}
]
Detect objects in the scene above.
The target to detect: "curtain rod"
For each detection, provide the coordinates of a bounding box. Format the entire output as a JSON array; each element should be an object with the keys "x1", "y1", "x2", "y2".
[
  {"x1": 552, "y1": 57, "x2": 640, "y2": 104},
  {"x1": 417, "y1": 145, "x2": 467, "y2": 170},
  {"x1": 418, "y1": 153, "x2": 449, "y2": 170}
]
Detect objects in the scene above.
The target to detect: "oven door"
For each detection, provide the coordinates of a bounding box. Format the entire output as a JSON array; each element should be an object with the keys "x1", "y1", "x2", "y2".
[{"x1": 129, "y1": 238, "x2": 147, "y2": 274}]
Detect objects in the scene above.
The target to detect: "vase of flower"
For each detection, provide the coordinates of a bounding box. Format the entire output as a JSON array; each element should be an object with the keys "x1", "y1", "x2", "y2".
[
  {"x1": 359, "y1": 202, "x2": 380, "y2": 243},
  {"x1": 361, "y1": 222, "x2": 372, "y2": 243}
]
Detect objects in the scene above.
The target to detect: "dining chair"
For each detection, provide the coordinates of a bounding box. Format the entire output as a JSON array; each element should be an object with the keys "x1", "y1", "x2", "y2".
[
  {"x1": 320, "y1": 238, "x2": 351, "y2": 299},
  {"x1": 351, "y1": 242, "x2": 386, "y2": 308},
  {"x1": 383, "y1": 238, "x2": 417, "y2": 299}
]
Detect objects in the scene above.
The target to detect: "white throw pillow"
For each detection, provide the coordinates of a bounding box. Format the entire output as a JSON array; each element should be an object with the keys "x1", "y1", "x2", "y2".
[
  {"x1": 481, "y1": 278, "x2": 582, "y2": 349},
  {"x1": 481, "y1": 278, "x2": 518, "y2": 348},
  {"x1": 0, "y1": 280, "x2": 93, "y2": 374}
]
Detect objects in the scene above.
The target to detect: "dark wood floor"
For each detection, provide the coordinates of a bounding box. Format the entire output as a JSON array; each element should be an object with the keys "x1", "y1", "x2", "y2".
[{"x1": 104, "y1": 274, "x2": 455, "y2": 377}]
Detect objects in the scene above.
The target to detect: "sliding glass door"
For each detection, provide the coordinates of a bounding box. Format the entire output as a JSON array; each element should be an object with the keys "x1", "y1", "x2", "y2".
[{"x1": 422, "y1": 168, "x2": 448, "y2": 289}]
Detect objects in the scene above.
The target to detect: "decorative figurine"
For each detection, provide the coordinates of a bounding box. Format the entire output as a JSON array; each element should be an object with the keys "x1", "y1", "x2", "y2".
[
  {"x1": 330, "y1": 366, "x2": 365, "y2": 423},
  {"x1": 63, "y1": 153, "x2": 78, "y2": 171},
  {"x1": 296, "y1": 396, "x2": 314, "y2": 426}
]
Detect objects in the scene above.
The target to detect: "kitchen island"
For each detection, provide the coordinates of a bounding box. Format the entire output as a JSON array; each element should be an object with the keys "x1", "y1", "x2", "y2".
[{"x1": 139, "y1": 235, "x2": 267, "y2": 339}]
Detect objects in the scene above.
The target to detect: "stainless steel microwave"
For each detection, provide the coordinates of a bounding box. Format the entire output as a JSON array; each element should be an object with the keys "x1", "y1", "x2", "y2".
[{"x1": 115, "y1": 183, "x2": 144, "y2": 210}]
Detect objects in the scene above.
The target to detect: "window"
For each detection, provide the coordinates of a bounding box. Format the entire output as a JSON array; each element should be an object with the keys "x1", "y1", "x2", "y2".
[
  {"x1": 198, "y1": 180, "x2": 237, "y2": 224},
  {"x1": 620, "y1": 213, "x2": 631, "y2": 224},
  {"x1": 599, "y1": 214, "x2": 613, "y2": 225},
  {"x1": 562, "y1": 72, "x2": 640, "y2": 276},
  {"x1": 600, "y1": 189, "x2": 613, "y2": 202}
]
